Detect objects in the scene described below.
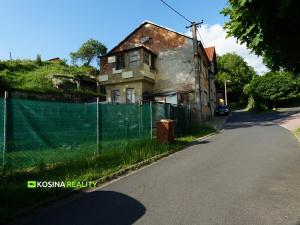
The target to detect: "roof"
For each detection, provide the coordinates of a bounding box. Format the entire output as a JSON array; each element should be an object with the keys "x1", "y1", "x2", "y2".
[
  {"x1": 99, "y1": 45, "x2": 157, "y2": 58},
  {"x1": 48, "y1": 57, "x2": 62, "y2": 61},
  {"x1": 105, "y1": 20, "x2": 210, "y2": 62},
  {"x1": 107, "y1": 20, "x2": 193, "y2": 54},
  {"x1": 204, "y1": 46, "x2": 216, "y2": 61}
]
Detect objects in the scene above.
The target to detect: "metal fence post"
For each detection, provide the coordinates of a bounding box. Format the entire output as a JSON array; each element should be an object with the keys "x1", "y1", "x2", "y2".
[
  {"x1": 2, "y1": 91, "x2": 8, "y2": 167},
  {"x1": 139, "y1": 101, "x2": 142, "y2": 137},
  {"x1": 96, "y1": 97, "x2": 100, "y2": 156},
  {"x1": 150, "y1": 101, "x2": 153, "y2": 139}
]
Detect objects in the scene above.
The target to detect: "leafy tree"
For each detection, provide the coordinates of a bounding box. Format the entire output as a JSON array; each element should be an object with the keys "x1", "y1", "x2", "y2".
[
  {"x1": 217, "y1": 52, "x2": 256, "y2": 102},
  {"x1": 70, "y1": 39, "x2": 107, "y2": 66},
  {"x1": 36, "y1": 54, "x2": 42, "y2": 65},
  {"x1": 247, "y1": 71, "x2": 299, "y2": 109},
  {"x1": 221, "y1": 0, "x2": 300, "y2": 73}
]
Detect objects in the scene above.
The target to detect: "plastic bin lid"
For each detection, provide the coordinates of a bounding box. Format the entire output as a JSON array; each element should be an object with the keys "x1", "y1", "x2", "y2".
[{"x1": 159, "y1": 119, "x2": 174, "y2": 122}]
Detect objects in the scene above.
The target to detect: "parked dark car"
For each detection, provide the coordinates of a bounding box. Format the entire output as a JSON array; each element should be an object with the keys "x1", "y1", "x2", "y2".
[{"x1": 215, "y1": 105, "x2": 230, "y2": 116}]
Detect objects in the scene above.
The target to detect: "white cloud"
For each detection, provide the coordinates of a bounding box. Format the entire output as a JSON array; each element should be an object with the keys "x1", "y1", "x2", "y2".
[{"x1": 186, "y1": 24, "x2": 269, "y2": 75}]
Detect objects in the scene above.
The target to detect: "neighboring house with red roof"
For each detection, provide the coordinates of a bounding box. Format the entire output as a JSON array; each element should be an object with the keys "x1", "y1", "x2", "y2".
[
  {"x1": 204, "y1": 46, "x2": 217, "y2": 115},
  {"x1": 97, "y1": 21, "x2": 217, "y2": 121}
]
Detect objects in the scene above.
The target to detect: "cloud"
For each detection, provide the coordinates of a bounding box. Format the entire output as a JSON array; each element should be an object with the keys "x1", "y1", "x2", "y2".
[{"x1": 186, "y1": 24, "x2": 269, "y2": 75}]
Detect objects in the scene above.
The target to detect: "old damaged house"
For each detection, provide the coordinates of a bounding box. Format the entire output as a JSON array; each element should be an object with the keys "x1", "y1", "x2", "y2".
[{"x1": 98, "y1": 21, "x2": 217, "y2": 121}]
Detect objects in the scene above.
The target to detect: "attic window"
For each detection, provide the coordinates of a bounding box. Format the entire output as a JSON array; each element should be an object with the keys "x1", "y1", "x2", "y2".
[{"x1": 140, "y1": 36, "x2": 150, "y2": 44}]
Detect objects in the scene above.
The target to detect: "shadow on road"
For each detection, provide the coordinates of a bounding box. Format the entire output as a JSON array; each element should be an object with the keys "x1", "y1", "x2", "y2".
[
  {"x1": 224, "y1": 107, "x2": 300, "y2": 130},
  {"x1": 12, "y1": 191, "x2": 146, "y2": 225}
]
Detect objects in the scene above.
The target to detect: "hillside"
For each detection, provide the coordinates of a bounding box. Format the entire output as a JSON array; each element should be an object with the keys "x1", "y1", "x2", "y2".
[{"x1": 0, "y1": 60, "x2": 100, "y2": 97}]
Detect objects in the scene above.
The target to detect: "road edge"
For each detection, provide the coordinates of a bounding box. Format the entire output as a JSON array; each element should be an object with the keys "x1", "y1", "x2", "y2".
[{"x1": 4, "y1": 130, "x2": 222, "y2": 224}]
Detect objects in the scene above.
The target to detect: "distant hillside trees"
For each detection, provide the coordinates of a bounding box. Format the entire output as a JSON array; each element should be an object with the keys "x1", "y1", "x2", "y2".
[
  {"x1": 36, "y1": 54, "x2": 42, "y2": 65},
  {"x1": 216, "y1": 52, "x2": 256, "y2": 103}
]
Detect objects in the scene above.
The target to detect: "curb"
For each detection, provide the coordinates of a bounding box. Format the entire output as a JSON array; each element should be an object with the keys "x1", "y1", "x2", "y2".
[
  {"x1": 293, "y1": 131, "x2": 300, "y2": 144},
  {"x1": 93, "y1": 132, "x2": 217, "y2": 189},
  {"x1": 3, "y1": 131, "x2": 219, "y2": 224}
]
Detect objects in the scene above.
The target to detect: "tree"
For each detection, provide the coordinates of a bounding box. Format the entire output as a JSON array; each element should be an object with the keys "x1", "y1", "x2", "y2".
[
  {"x1": 222, "y1": 0, "x2": 300, "y2": 73},
  {"x1": 217, "y1": 53, "x2": 256, "y2": 102},
  {"x1": 247, "y1": 71, "x2": 299, "y2": 109},
  {"x1": 70, "y1": 39, "x2": 107, "y2": 66},
  {"x1": 36, "y1": 54, "x2": 42, "y2": 65}
]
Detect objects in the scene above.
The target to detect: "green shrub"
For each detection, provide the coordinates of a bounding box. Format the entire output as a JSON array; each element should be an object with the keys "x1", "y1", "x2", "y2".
[
  {"x1": 0, "y1": 59, "x2": 99, "y2": 97},
  {"x1": 247, "y1": 71, "x2": 299, "y2": 110}
]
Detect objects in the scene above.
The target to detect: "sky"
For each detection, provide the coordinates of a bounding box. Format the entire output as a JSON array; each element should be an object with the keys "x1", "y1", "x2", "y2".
[{"x1": 0, "y1": 0, "x2": 268, "y2": 74}]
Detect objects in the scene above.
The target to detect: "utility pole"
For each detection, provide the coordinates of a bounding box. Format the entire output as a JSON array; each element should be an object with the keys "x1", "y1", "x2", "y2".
[
  {"x1": 224, "y1": 80, "x2": 227, "y2": 105},
  {"x1": 224, "y1": 80, "x2": 230, "y2": 105},
  {"x1": 187, "y1": 21, "x2": 203, "y2": 124}
]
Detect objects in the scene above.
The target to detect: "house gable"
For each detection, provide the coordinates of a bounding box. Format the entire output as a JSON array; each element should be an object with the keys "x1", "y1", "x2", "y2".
[
  {"x1": 204, "y1": 46, "x2": 216, "y2": 62},
  {"x1": 109, "y1": 21, "x2": 188, "y2": 55}
]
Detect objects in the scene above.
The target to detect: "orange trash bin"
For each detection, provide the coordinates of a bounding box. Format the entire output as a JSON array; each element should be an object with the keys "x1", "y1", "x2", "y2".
[{"x1": 156, "y1": 119, "x2": 175, "y2": 143}]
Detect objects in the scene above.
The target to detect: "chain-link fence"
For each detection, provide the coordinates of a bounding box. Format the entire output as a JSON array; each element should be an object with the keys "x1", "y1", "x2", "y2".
[{"x1": 0, "y1": 94, "x2": 191, "y2": 172}]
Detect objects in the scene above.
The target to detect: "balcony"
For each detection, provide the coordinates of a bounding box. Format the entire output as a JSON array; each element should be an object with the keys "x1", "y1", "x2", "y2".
[
  {"x1": 98, "y1": 47, "x2": 157, "y2": 85},
  {"x1": 98, "y1": 65, "x2": 156, "y2": 85}
]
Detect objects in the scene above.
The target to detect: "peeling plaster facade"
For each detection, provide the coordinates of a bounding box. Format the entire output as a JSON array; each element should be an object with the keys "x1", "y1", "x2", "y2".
[{"x1": 98, "y1": 21, "x2": 217, "y2": 121}]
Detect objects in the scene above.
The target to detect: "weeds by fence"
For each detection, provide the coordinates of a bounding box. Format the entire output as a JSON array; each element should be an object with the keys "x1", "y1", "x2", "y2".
[{"x1": 0, "y1": 94, "x2": 191, "y2": 172}]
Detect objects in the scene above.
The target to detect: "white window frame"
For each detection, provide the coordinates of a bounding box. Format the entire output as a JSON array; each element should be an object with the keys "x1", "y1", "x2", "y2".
[{"x1": 126, "y1": 88, "x2": 136, "y2": 104}]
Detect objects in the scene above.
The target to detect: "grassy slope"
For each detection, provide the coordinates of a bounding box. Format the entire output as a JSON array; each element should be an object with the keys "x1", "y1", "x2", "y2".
[
  {"x1": 0, "y1": 125, "x2": 215, "y2": 223},
  {"x1": 0, "y1": 59, "x2": 99, "y2": 96}
]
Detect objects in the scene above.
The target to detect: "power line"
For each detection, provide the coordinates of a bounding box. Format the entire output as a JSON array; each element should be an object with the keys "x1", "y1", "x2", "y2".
[
  {"x1": 159, "y1": 0, "x2": 192, "y2": 23},
  {"x1": 159, "y1": 0, "x2": 205, "y2": 123},
  {"x1": 159, "y1": 0, "x2": 205, "y2": 45},
  {"x1": 197, "y1": 29, "x2": 206, "y2": 47}
]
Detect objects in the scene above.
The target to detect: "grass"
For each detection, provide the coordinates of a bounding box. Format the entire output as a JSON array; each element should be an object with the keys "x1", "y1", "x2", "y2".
[
  {"x1": 295, "y1": 127, "x2": 300, "y2": 137},
  {"x1": 0, "y1": 59, "x2": 100, "y2": 97},
  {"x1": 0, "y1": 125, "x2": 215, "y2": 223}
]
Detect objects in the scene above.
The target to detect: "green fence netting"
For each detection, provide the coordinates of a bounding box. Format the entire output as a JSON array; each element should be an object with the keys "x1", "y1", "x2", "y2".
[
  {"x1": 152, "y1": 103, "x2": 171, "y2": 123},
  {"x1": 1, "y1": 97, "x2": 190, "y2": 171},
  {"x1": 152, "y1": 103, "x2": 190, "y2": 136},
  {"x1": 100, "y1": 103, "x2": 151, "y2": 140},
  {"x1": 8, "y1": 98, "x2": 97, "y2": 151},
  {"x1": 5, "y1": 98, "x2": 97, "y2": 170},
  {"x1": 170, "y1": 105, "x2": 190, "y2": 136}
]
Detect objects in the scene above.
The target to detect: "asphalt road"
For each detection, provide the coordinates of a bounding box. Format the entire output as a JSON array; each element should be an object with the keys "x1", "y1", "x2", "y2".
[{"x1": 12, "y1": 110, "x2": 300, "y2": 225}]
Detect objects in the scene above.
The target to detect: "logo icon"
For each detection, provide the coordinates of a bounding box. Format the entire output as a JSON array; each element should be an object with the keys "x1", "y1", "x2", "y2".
[{"x1": 27, "y1": 181, "x2": 36, "y2": 188}]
